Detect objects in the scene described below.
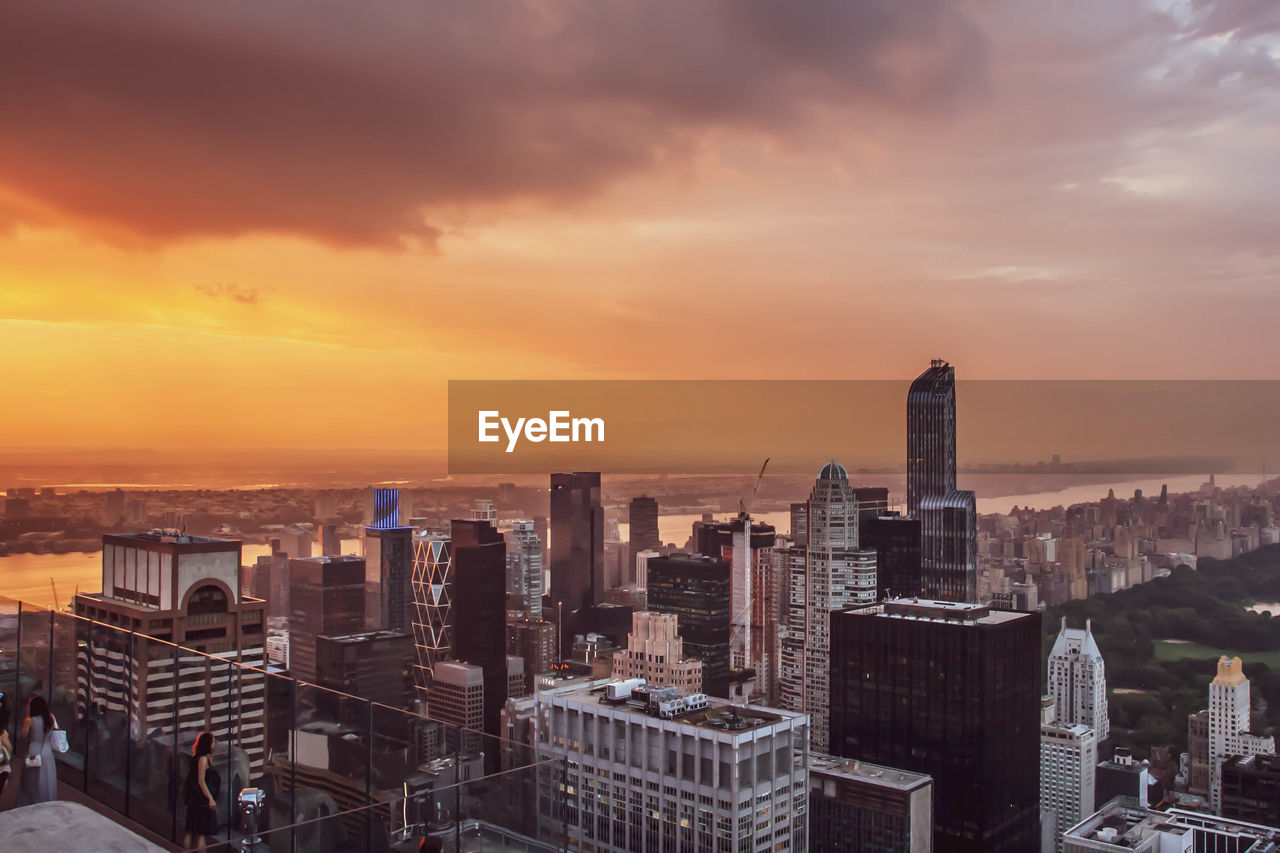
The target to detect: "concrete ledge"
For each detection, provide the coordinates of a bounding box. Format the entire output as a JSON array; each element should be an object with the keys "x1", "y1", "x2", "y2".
[{"x1": 0, "y1": 800, "x2": 168, "y2": 853}]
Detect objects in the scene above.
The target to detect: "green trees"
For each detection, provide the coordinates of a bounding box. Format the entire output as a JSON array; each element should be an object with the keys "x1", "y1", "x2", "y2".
[{"x1": 1043, "y1": 545, "x2": 1280, "y2": 758}]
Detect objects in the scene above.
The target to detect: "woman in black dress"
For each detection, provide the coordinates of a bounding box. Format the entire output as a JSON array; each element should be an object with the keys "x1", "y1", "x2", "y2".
[{"x1": 183, "y1": 731, "x2": 220, "y2": 851}]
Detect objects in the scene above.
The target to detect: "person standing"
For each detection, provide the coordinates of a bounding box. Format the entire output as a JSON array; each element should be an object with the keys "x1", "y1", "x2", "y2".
[
  {"x1": 16, "y1": 694, "x2": 57, "y2": 805},
  {"x1": 183, "y1": 731, "x2": 220, "y2": 852},
  {"x1": 0, "y1": 697, "x2": 13, "y2": 797}
]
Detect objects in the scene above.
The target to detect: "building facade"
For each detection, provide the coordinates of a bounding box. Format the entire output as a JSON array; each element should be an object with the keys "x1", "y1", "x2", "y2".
[
  {"x1": 549, "y1": 472, "x2": 605, "y2": 621},
  {"x1": 506, "y1": 519, "x2": 544, "y2": 619},
  {"x1": 906, "y1": 359, "x2": 957, "y2": 518},
  {"x1": 646, "y1": 554, "x2": 732, "y2": 698},
  {"x1": 918, "y1": 489, "x2": 977, "y2": 603},
  {"x1": 1040, "y1": 721, "x2": 1097, "y2": 853},
  {"x1": 287, "y1": 554, "x2": 366, "y2": 683},
  {"x1": 531, "y1": 682, "x2": 810, "y2": 853},
  {"x1": 1208, "y1": 656, "x2": 1276, "y2": 813},
  {"x1": 783, "y1": 461, "x2": 877, "y2": 752},
  {"x1": 410, "y1": 533, "x2": 452, "y2": 702},
  {"x1": 628, "y1": 495, "x2": 660, "y2": 570},
  {"x1": 808, "y1": 753, "x2": 933, "y2": 853},
  {"x1": 611, "y1": 611, "x2": 703, "y2": 692},
  {"x1": 830, "y1": 599, "x2": 1041, "y2": 853},
  {"x1": 1047, "y1": 618, "x2": 1110, "y2": 743},
  {"x1": 74, "y1": 532, "x2": 267, "y2": 773}
]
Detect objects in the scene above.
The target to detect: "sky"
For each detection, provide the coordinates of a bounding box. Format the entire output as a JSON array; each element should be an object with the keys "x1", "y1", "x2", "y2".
[{"x1": 2, "y1": 0, "x2": 1279, "y2": 453}]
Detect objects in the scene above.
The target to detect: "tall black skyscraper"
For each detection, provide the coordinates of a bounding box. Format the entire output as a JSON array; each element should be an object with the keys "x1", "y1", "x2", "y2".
[
  {"x1": 862, "y1": 514, "x2": 922, "y2": 599},
  {"x1": 647, "y1": 554, "x2": 732, "y2": 698},
  {"x1": 450, "y1": 517, "x2": 507, "y2": 746},
  {"x1": 549, "y1": 471, "x2": 604, "y2": 620},
  {"x1": 920, "y1": 490, "x2": 978, "y2": 602},
  {"x1": 288, "y1": 554, "x2": 367, "y2": 682},
  {"x1": 906, "y1": 359, "x2": 957, "y2": 517},
  {"x1": 366, "y1": 488, "x2": 413, "y2": 631},
  {"x1": 627, "y1": 495, "x2": 660, "y2": 570},
  {"x1": 830, "y1": 599, "x2": 1041, "y2": 853}
]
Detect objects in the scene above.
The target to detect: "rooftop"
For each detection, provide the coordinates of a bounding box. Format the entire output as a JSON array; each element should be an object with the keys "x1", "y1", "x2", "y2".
[
  {"x1": 319, "y1": 629, "x2": 412, "y2": 644},
  {"x1": 847, "y1": 598, "x2": 1030, "y2": 626},
  {"x1": 554, "y1": 683, "x2": 803, "y2": 734},
  {"x1": 808, "y1": 753, "x2": 931, "y2": 793},
  {"x1": 0, "y1": 802, "x2": 167, "y2": 853}
]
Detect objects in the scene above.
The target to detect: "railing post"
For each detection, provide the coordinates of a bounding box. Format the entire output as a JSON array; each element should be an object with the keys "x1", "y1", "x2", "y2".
[
  {"x1": 83, "y1": 619, "x2": 92, "y2": 794},
  {"x1": 13, "y1": 601, "x2": 23, "y2": 745},
  {"x1": 170, "y1": 642, "x2": 180, "y2": 843},
  {"x1": 290, "y1": 677, "x2": 297, "y2": 853},
  {"x1": 226, "y1": 657, "x2": 234, "y2": 849},
  {"x1": 365, "y1": 699, "x2": 374, "y2": 853},
  {"x1": 125, "y1": 629, "x2": 135, "y2": 819}
]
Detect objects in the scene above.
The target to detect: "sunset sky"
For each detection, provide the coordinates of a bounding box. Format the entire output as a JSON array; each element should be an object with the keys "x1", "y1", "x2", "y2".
[{"x1": 3, "y1": 1, "x2": 1279, "y2": 453}]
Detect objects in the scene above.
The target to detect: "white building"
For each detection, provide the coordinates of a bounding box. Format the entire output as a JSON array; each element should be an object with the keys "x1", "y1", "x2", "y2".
[
  {"x1": 531, "y1": 681, "x2": 810, "y2": 852},
  {"x1": 635, "y1": 548, "x2": 660, "y2": 591},
  {"x1": 1040, "y1": 717, "x2": 1097, "y2": 853},
  {"x1": 1208, "y1": 655, "x2": 1275, "y2": 813},
  {"x1": 779, "y1": 461, "x2": 876, "y2": 752},
  {"x1": 612, "y1": 611, "x2": 702, "y2": 692},
  {"x1": 1064, "y1": 800, "x2": 1280, "y2": 851},
  {"x1": 506, "y1": 519, "x2": 544, "y2": 619},
  {"x1": 1047, "y1": 618, "x2": 1110, "y2": 743}
]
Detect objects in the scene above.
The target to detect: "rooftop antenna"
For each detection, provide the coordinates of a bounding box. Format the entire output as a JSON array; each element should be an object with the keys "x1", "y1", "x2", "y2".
[{"x1": 50, "y1": 578, "x2": 60, "y2": 611}]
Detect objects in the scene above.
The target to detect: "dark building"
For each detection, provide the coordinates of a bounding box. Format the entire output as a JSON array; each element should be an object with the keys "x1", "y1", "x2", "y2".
[
  {"x1": 790, "y1": 502, "x2": 808, "y2": 548},
  {"x1": 906, "y1": 359, "x2": 957, "y2": 517},
  {"x1": 919, "y1": 490, "x2": 978, "y2": 602},
  {"x1": 852, "y1": 487, "x2": 890, "y2": 523},
  {"x1": 862, "y1": 514, "x2": 922, "y2": 600},
  {"x1": 251, "y1": 549, "x2": 291, "y2": 620},
  {"x1": 365, "y1": 525, "x2": 413, "y2": 632},
  {"x1": 315, "y1": 629, "x2": 414, "y2": 710},
  {"x1": 450, "y1": 517, "x2": 508, "y2": 744},
  {"x1": 808, "y1": 754, "x2": 933, "y2": 853},
  {"x1": 288, "y1": 554, "x2": 367, "y2": 683},
  {"x1": 549, "y1": 472, "x2": 604, "y2": 642},
  {"x1": 507, "y1": 617, "x2": 557, "y2": 694},
  {"x1": 1095, "y1": 746, "x2": 1163, "y2": 811},
  {"x1": 628, "y1": 495, "x2": 660, "y2": 571},
  {"x1": 830, "y1": 599, "x2": 1041, "y2": 853},
  {"x1": 691, "y1": 516, "x2": 777, "y2": 560},
  {"x1": 1222, "y1": 753, "x2": 1280, "y2": 824},
  {"x1": 647, "y1": 554, "x2": 732, "y2": 698}
]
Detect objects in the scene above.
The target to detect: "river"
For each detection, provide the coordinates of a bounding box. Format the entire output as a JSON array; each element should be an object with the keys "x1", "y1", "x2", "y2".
[{"x1": 1, "y1": 474, "x2": 1262, "y2": 609}]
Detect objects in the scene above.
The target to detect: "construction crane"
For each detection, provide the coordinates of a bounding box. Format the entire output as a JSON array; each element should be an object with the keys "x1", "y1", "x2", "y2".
[
  {"x1": 739, "y1": 458, "x2": 770, "y2": 517},
  {"x1": 729, "y1": 458, "x2": 769, "y2": 704}
]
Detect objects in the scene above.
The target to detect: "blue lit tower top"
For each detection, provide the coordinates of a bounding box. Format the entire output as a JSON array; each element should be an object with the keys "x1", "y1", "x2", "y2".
[{"x1": 369, "y1": 487, "x2": 401, "y2": 529}]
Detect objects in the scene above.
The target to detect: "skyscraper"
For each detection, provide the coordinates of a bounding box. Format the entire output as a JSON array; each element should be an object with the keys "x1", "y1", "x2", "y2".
[
  {"x1": 627, "y1": 495, "x2": 660, "y2": 569},
  {"x1": 646, "y1": 554, "x2": 732, "y2": 697},
  {"x1": 506, "y1": 519, "x2": 544, "y2": 619},
  {"x1": 410, "y1": 532, "x2": 452, "y2": 702},
  {"x1": 610, "y1": 610, "x2": 703, "y2": 692},
  {"x1": 74, "y1": 532, "x2": 267, "y2": 773},
  {"x1": 906, "y1": 359, "x2": 957, "y2": 517},
  {"x1": 1207, "y1": 656, "x2": 1276, "y2": 813},
  {"x1": 830, "y1": 599, "x2": 1041, "y2": 852},
  {"x1": 287, "y1": 554, "x2": 366, "y2": 683},
  {"x1": 1040, "y1": 720, "x2": 1097, "y2": 853},
  {"x1": 919, "y1": 489, "x2": 977, "y2": 602},
  {"x1": 450, "y1": 517, "x2": 508, "y2": 742},
  {"x1": 692, "y1": 514, "x2": 779, "y2": 702},
  {"x1": 549, "y1": 472, "x2": 604, "y2": 641},
  {"x1": 530, "y1": 681, "x2": 809, "y2": 853},
  {"x1": 781, "y1": 461, "x2": 877, "y2": 751},
  {"x1": 862, "y1": 514, "x2": 922, "y2": 599},
  {"x1": 1047, "y1": 618, "x2": 1110, "y2": 743},
  {"x1": 365, "y1": 488, "x2": 413, "y2": 631}
]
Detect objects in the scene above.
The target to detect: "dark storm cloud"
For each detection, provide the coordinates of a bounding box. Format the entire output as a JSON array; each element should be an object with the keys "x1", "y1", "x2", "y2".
[{"x1": 0, "y1": 0, "x2": 985, "y2": 247}]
